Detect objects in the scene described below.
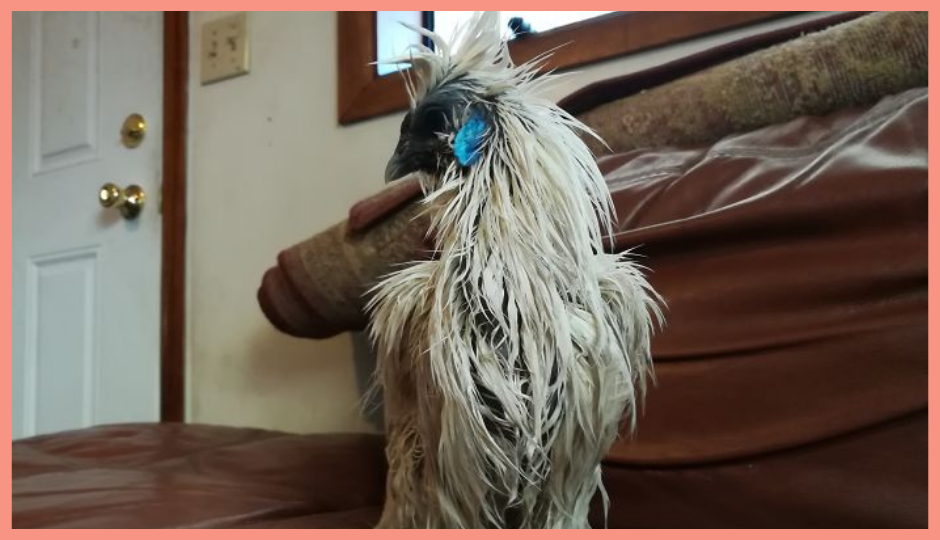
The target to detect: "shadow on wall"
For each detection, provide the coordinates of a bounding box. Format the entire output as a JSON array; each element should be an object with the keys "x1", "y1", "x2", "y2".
[
  {"x1": 239, "y1": 324, "x2": 382, "y2": 433},
  {"x1": 351, "y1": 331, "x2": 384, "y2": 430}
]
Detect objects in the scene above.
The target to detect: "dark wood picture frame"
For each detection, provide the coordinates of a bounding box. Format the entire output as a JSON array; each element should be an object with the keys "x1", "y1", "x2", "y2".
[
  {"x1": 161, "y1": 11, "x2": 188, "y2": 422},
  {"x1": 337, "y1": 11, "x2": 796, "y2": 125}
]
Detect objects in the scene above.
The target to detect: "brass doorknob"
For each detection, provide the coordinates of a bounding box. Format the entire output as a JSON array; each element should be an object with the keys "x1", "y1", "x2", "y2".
[
  {"x1": 121, "y1": 113, "x2": 147, "y2": 148},
  {"x1": 99, "y1": 183, "x2": 146, "y2": 219}
]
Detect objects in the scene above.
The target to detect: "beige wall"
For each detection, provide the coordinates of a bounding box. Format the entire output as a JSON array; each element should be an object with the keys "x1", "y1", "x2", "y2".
[{"x1": 186, "y1": 11, "x2": 834, "y2": 433}]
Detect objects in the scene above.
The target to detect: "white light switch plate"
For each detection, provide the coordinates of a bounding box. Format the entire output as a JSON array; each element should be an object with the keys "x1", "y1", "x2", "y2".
[{"x1": 201, "y1": 12, "x2": 250, "y2": 85}]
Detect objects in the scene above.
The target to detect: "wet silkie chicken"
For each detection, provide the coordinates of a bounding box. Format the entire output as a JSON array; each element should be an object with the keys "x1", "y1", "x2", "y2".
[{"x1": 368, "y1": 12, "x2": 662, "y2": 529}]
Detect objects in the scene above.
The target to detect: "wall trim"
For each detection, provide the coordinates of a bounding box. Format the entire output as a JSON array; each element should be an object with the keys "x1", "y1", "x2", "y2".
[{"x1": 160, "y1": 11, "x2": 188, "y2": 422}]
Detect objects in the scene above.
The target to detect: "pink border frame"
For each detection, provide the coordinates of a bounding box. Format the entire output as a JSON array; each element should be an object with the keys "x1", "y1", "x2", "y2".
[{"x1": 1, "y1": 5, "x2": 934, "y2": 531}]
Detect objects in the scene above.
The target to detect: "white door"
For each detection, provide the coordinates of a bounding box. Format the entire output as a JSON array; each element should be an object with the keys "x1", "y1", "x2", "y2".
[{"x1": 12, "y1": 12, "x2": 164, "y2": 439}]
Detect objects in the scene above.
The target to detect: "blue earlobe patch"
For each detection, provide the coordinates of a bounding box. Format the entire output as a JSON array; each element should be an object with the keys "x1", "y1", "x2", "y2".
[{"x1": 454, "y1": 113, "x2": 487, "y2": 167}]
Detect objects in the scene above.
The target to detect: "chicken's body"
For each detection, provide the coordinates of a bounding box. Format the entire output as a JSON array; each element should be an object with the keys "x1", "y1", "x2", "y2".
[{"x1": 368, "y1": 13, "x2": 661, "y2": 529}]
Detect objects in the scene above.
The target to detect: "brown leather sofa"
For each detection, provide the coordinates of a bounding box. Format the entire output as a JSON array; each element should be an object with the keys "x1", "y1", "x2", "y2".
[{"x1": 13, "y1": 13, "x2": 927, "y2": 528}]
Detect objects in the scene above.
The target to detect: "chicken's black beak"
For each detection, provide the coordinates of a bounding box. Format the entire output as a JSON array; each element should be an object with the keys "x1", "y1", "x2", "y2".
[
  {"x1": 385, "y1": 154, "x2": 406, "y2": 183},
  {"x1": 385, "y1": 133, "x2": 410, "y2": 183},
  {"x1": 385, "y1": 127, "x2": 446, "y2": 183}
]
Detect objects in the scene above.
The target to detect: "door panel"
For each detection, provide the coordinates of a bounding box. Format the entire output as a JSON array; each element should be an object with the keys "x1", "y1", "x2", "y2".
[
  {"x1": 25, "y1": 247, "x2": 98, "y2": 435},
  {"x1": 33, "y1": 12, "x2": 99, "y2": 173}
]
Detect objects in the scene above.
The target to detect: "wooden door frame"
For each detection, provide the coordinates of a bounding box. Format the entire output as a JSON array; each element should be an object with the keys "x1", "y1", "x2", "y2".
[{"x1": 160, "y1": 11, "x2": 188, "y2": 422}]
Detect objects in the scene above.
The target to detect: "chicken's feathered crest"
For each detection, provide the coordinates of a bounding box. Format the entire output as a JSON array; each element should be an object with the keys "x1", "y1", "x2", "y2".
[{"x1": 387, "y1": 12, "x2": 522, "y2": 104}]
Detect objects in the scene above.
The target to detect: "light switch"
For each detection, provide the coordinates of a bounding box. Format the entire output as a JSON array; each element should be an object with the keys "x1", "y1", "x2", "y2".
[{"x1": 201, "y1": 12, "x2": 250, "y2": 85}]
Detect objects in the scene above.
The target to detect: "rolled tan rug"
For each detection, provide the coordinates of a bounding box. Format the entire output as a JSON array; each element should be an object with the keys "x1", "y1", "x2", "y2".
[
  {"x1": 257, "y1": 177, "x2": 425, "y2": 338},
  {"x1": 572, "y1": 11, "x2": 927, "y2": 155}
]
